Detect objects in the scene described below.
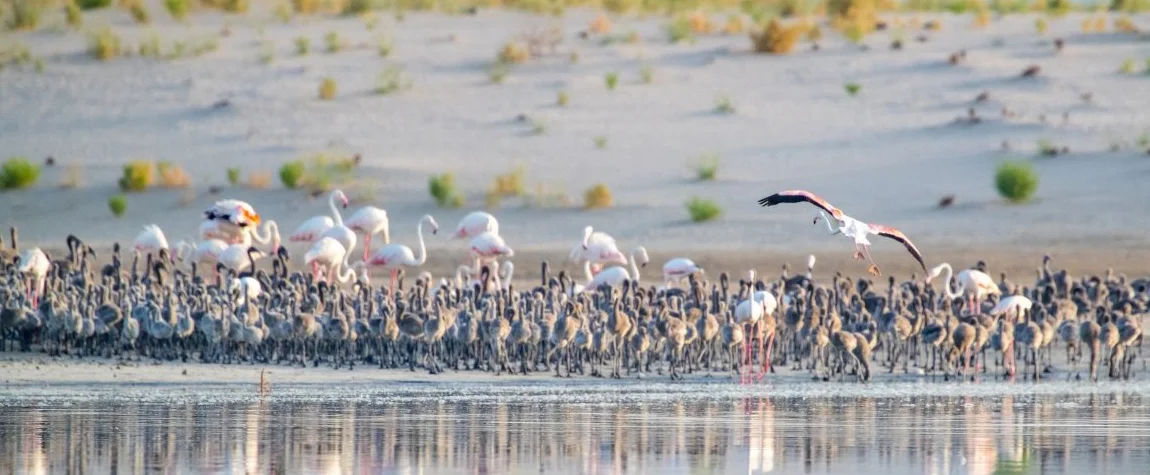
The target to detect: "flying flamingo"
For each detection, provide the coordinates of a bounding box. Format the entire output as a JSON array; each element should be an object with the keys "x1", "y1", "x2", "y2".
[
  {"x1": 452, "y1": 211, "x2": 499, "y2": 240},
  {"x1": 468, "y1": 231, "x2": 514, "y2": 268},
  {"x1": 204, "y1": 199, "x2": 261, "y2": 227},
  {"x1": 570, "y1": 226, "x2": 627, "y2": 276},
  {"x1": 368, "y1": 214, "x2": 438, "y2": 293},
  {"x1": 582, "y1": 246, "x2": 649, "y2": 292},
  {"x1": 304, "y1": 237, "x2": 367, "y2": 284},
  {"x1": 663, "y1": 257, "x2": 704, "y2": 288},
  {"x1": 758, "y1": 190, "x2": 927, "y2": 276},
  {"x1": 133, "y1": 224, "x2": 173, "y2": 263},
  {"x1": 928, "y1": 262, "x2": 1001, "y2": 315},
  {"x1": 16, "y1": 247, "x2": 50, "y2": 305},
  {"x1": 344, "y1": 205, "x2": 390, "y2": 261}
]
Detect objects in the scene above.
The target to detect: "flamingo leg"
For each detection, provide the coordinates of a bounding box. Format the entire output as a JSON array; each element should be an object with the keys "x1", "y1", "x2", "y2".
[
  {"x1": 861, "y1": 244, "x2": 881, "y2": 276},
  {"x1": 362, "y1": 234, "x2": 371, "y2": 262},
  {"x1": 388, "y1": 269, "x2": 397, "y2": 296},
  {"x1": 762, "y1": 332, "x2": 775, "y2": 377}
]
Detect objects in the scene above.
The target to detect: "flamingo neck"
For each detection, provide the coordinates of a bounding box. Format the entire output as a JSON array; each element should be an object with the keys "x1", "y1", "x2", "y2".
[
  {"x1": 501, "y1": 262, "x2": 514, "y2": 290},
  {"x1": 411, "y1": 219, "x2": 428, "y2": 265},
  {"x1": 941, "y1": 264, "x2": 962, "y2": 300},
  {"x1": 251, "y1": 221, "x2": 280, "y2": 250},
  {"x1": 628, "y1": 250, "x2": 640, "y2": 284},
  {"x1": 329, "y1": 192, "x2": 344, "y2": 227}
]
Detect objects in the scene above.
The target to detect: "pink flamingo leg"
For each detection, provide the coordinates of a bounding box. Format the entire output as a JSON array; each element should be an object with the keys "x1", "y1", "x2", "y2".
[
  {"x1": 762, "y1": 332, "x2": 775, "y2": 379},
  {"x1": 362, "y1": 234, "x2": 371, "y2": 262}
]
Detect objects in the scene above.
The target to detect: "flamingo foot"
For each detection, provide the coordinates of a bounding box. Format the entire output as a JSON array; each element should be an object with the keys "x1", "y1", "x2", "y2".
[
  {"x1": 853, "y1": 251, "x2": 865, "y2": 261},
  {"x1": 867, "y1": 264, "x2": 881, "y2": 276}
]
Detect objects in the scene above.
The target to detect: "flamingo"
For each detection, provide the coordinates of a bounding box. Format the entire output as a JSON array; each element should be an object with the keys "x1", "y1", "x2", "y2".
[
  {"x1": 133, "y1": 224, "x2": 170, "y2": 258},
  {"x1": 219, "y1": 244, "x2": 265, "y2": 275},
  {"x1": 663, "y1": 257, "x2": 703, "y2": 288},
  {"x1": 203, "y1": 199, "x2": 260, "y2": 227},
  {"x1": 583, "y1": 246, "x2": 649, "y2": 291},
  {"x1": 16, "y1": 247, "x2": 50, "y2": 305},
  {"x1": 927, "y1": 262, "x2": 1001, "y2": 315},
  {"x1": 201, "y1": 218, "x2": 279, "y2": 252},
  {"x1": 288, "y1": 189, "x2": 348, "y2": 244},
  {"x1": 570, "y1": 226, "x2": 627, "y2": 276},
  {"x1": 468, "y1": 231, "x2": 514, "y2": 268},
  {"x1": 734, "y1": 270, "x2": 777, "y2": 383},
  {"x1": 758, "y1": 190, "x2": 927, "y2": 276},
  {"x1": 452, "y1": 211, "x2": 499, "y2": 240},
  {"x1": 368, "y1": 214, "x2": 438, "y2": 293},
  {"x1": 175, "y1": 239, "x2": 228, "y2": 281},
  {"x1": 314, "y1": 190, "x2": 357, "y2": 260},
  {"x1": 304, "y1": 237, "x2": 367, "y2": 284},
  {"x1": 344, "y1": 205, "x2": 390, "y2": 261},
  {"x1": 989, "y1": 295, "x2": 1033, "y2": 320}
]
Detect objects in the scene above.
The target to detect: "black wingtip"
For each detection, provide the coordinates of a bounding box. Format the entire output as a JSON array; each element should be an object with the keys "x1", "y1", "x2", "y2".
[{"x1": 756, "y1": 195, "x2": 774, "y2": 207}]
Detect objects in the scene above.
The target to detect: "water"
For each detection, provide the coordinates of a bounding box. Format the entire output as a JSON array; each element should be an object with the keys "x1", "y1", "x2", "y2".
[{"x1": 2, "y1": 381, "x2": 1149, "y2": 475}]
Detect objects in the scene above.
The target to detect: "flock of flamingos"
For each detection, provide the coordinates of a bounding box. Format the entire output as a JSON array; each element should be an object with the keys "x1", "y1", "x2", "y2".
[{"x1": 0, "y1": 189, "x2": 1145, "y2": 383}]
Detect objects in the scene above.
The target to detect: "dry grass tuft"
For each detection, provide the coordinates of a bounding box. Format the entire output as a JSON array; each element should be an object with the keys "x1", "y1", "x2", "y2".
[
  {"x1": 589, "y1": 12, "x2": 612, "y2": 34},
  {"x1": 1115, "y1": 16, "x2": 1140, "y2": 33},
  {"x1": 247, "y1": 170, "x2": 272, "y2": 189},
  {"x1": 723, "y1": 15, "x2": 747, "y2": 35},
  {"x1": 750, "y1": 19, "x2": 805, "y2": 54},
  {"x1": 583, "y1": 183, "x2": 613, "y2": 210},
  {"x1": 687, "y1": 11, "x2": 714, "y2": 34},
  {"x1": 59, "y1": 164, "x2": 83, "y2": 189},
  {"x1": 157, "y1": 161, "x2": 191, "y2": 188},
  {"x1": 119, "y1": 160, "x2": 154, "y2": 192},
  {"x1": 318, "y1": 77, "x2": 337, "y2": 100},
  {"x1": 497, "y1": 41, "x2": 529, "y2": 64},
  {"x1": 88, "y1": 27, "x2": 122, "y2": 61}
]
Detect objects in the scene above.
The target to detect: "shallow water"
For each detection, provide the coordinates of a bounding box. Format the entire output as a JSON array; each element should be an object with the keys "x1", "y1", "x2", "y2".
[{"x1": 2, "y1": 381, "x2": 1149, "y2": 475}]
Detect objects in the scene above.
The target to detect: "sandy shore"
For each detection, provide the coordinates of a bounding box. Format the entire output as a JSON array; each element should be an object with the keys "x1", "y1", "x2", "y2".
[{"x1": 2, "y1": 6, "x2": 1149, "y2": 271}]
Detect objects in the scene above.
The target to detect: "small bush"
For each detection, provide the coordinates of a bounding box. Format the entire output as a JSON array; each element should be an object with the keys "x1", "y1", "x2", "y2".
[
  {"x1": 687, "y1": 10, "x2": 714, "y2": 34},
  {"x1": 667, "y1": 16, "x2": 696, "y2": 44},
  {"x1": 605, "y1": 72, "x2": 619, "y2": 90},
  {"x1": 157, "y1": 161, "x2": 190, "y2": 188},
  {"x1": 118, "y1": 160, "x2": 154, "y2": 192},
  {"x1": 274, "y1": 3, "x2": 292, "y2": 22},
  {"x1": 128, "y1": 1, "x2": 150, "y2": 24},
  {"x1": 594, "y1": 136, "x2": 608, "y2": 149},
  {"x1": 279, "y1": 161, "x2": 304, "y2": 188},
  {"x1": 375, "y1": 65, "x2": 411, "y2": 95},
  {"x1": 490, "y1": 166, "x2": 526, "y2": 198},
  {"x1": 714, "y1": 95, "x2": 734, "y2": 114},
  {"x1": 995, "y1": 160, "x2": 1039, "y2": 203},
  {"x1": 77, "y1": 0, "x2": 113, "y2": 9},
  {"x1": 1, "y1": 157, "x2": 41, "y2": 190},
  {"x1": 139, "y1": 34, "x2": 161, "y2": 58},
  {"x1": 497, "y1": 41, "x2": 528, "y2": 64},
  {"x1": 845, "y1": 82, "x2": 861, "y2": 96},
  {"x1": 325, "y1": 31, "x2": 343, "y2": 53},
  {"x1": 226, "y1": 167, "x2": 241, "y2": 185},
  {"x1": 530, "y1": 118, "x2": 547, "y2": 135},
  {"x1": 295, "y1": 36, "x2": 310, "y2": 55},
  {"x1": 429, "y1": 172, "x2": 462, "y2": 208},
  {"x1": 1120, "y1": 58, "x2": 1136, "y2": 74},
  {"x1": 88, "y1": 27, "x2": 122, "y2": 61},
  {"x1": 6, "y1": 0, "x2": 42, "y2": 31},
  {"x1": 247, "y1": 171, "x2": 271, "y2": 189},
  {"x1": 489, "y1": 62, "x2": 509, "y2": 84},
  {"x1": 318, "y1": 77, "x2": 337, "y2": 100},
  {"x1": 583, "y1": 183, "x2": 613, "y2": 210},
  {"x1": 342, "y1": 0, "x2": 372, "y2": 15},
  {"x1": 723, "y1": 15, "x2": 747, "y2": 35},
  {"x1": 557, "y1": 90, "x2": 569, "y2": 107},
  {"x1": 589, "y1": 12, "x2": 612, "y2": 34},
  {"x1": 291, "y1": 0, "x2": 318, "y2": 14},
  {"x1": 108, "y1": 194, "x2": 127, "y2": 217},
  {"x1": 692, "y1": 153, "x2": 720, "y2": 181},
  {"x1": 750, "y1": 19, "x2": 804, "y2": 54},
  {"x1": 164, "y1": 0, "x2": 189, "y2": 21},
  {"x1": 376, "y1": 34, "x2": 393, "y2": 57},
  {"x1": 222, "y1": 0, "x2": 249, "y2": 14},
  {"x1": 65, "y1": 1, "x2": 83, "y2": 28},
  {"x1": 686, "y1": 197, "x2": 722, "y2": 222},
  {"x1": 1035, "y1": 17, "x2": 1048, "y2": 34},
  {"x1": 1115, "y1": 16, "x2": 1140, "y2": 33},
  {"x1": 640, "y1": 64, "x2": 654, "y2": 84}
]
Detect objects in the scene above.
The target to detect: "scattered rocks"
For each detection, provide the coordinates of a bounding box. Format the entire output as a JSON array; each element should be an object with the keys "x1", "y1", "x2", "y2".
[
  {"x1": 1021, "y1": 65, "x2": 1041, "y2": 78},
  {"x1": 938, "y1": 195, "x2": 956, "y2": 209}
]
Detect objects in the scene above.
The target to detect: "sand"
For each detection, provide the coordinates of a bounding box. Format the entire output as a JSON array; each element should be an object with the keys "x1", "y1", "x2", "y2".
[{"x1": 2, "y1": 6, "x2": 1150, "y2": 275}]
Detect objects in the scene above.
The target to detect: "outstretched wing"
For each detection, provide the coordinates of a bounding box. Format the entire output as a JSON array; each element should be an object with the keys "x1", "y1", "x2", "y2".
[
  {"x1": 870, "y1": 224, "x2": 927, "y2": 272},
  {"x1": 757, "y1": 190, "x2": 843, "y2": 219}
]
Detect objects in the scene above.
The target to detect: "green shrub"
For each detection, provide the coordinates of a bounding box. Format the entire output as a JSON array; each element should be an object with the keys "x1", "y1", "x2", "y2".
[
  {"x1": 87, "y1": 27, "x2": 121, "y2": 61},
  {"x1": 692, "y1": 153, "x2": 720, "y2": 181},
  {"x1": 845, "y1": 82, "x2": 861, "y2": 96},
  {"x1": 108, "y1": 194, "x2": 126, "y2": 217},
  {"x1": 343, "y1": 0, "x2": 372, "y2": 15},
  {"x1": 295, "y1": 36, "x2": 310, "y2": 55},
  {"x1": 605, "y1": 72, "x2": 619, "y2": 90},
  {"x1": 7, "y1": 0, "x2": 42, "y2": 31},
  {"x1": 714, "y1": 95, "x2": 735, "y2": 114},
  {"x1": 429, "y1": 172, "x2": 462, "y2": 208},
  {"x1": 128, "y1": 2, "x2": 150, "y2": 24},
  {"x1": 557, "y1": 90, "x2": 569, "y2": 107},
  {"x1": 995, "y1": 160, "x2": 1039, "y2": 203},
  {"x1": 164, "y1": 0, "x2": 189, "y2": 21},
  {"x1": 686, "y1": 197, "x2": 722, "y2": 222},
  {"x1": 375, "y1": 65, "x2": 411, "y2": 95},
  {"x1": 118, "y1": 160, "x2": 154, "y2": 192},
  {"x1": 324, "y1": 31, "x2": 343, "y2": 53},
  {"x1": 279, "y1": 160, "x2": 305, "y2": 188},
  {"x1": 77, "y1": 0, "x2": 113, "y2": 9},
  {"x1": 226, "y1": 167, "x2": 240, "y2": 185},
  {"x1": 222, "y1": 0, "x2": 249, "y2": 13},
  {"x1": 0, "y1": 157, "x2": 41, "y2": 190},
  {"x1": 667, "y1": 16, "x2": 695, "y2": 44},
  {"x1": 65, "y1": 1, "x2": 83, "y2": 28}
]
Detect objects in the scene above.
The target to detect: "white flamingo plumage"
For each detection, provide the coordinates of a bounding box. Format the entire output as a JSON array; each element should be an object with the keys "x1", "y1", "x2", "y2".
[
  {"x1": 175, "y1": 239, "x2": 228, "y2": 273},
  {"x1": 368, "y1": 214, "x2": 438, "y2": 293},
  {"x1": 758, "y1": 190, "x2": 927, "y2": 277},
  {"x1": 289, "y1": 190, "x2": 348, "y2": 243},
  {"x1": 990, "y1": 295, "x2": 1033, "y2": 319},
  {"x1": 734, "y1": 269, "x2": 778, "y2": 383},
  {"x1": 304, "y1": 236, "x2": 366, "y2": 284},
  {"x1": 16, "y1": 247, "x2": 50, "y2": 305},
  {"x1": 204, "y1": 199, "x2": 261, "y2": 228},
  {"x1": 344, "y1": 205, "x2": 390, "y2": 261},
  {"x1": 219, "y1": 244, "x2": 264, "y2": 274},
  {"x1": 313, "y1": 190, "x2": 357, "y2": 260},
  {"x1": 452, "y1": 211, "x2": 499, "y2": 240},
  {"x1": 133, "y1": 224, "x2": 169, "y2": 255},
  {"x1": 570, "y1": 226, "x2": 627, "y2": 276},
  {"x1": 582, "y1": 246, "x2": 648, "y2": 292},
  {"x1": 468, "y1": 231, "x2": 514, "y2": 267},
  {"x1": 927, "y1": 262, "x2": 1002, "y2": 315},
  {"x1": 663, "y1": 257, "x2": 704, "y2": 288}
]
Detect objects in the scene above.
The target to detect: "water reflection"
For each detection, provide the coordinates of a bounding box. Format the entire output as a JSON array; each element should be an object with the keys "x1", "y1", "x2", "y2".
[{"x1": 1, "y1": 391, "x2": 1148, "y2": 475}]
